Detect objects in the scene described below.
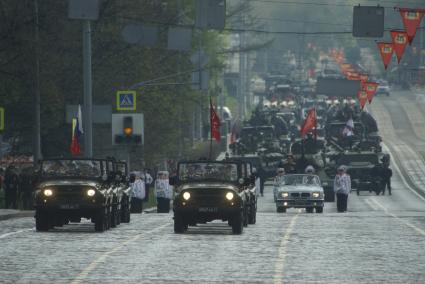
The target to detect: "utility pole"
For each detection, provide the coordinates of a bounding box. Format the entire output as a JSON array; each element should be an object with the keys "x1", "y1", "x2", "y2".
[
  {"x1": 420, "y1": 25, "x2": 424, "y2": 66},
  {"x1": 238, "y1": 2, "x2": 246, "y2": 120},
  {"x1": 33, "y1": 0, "x2": 42, "y2": 163},
  {"x1": 83, "y1": 20, "x2": 93, "y2": 158}
]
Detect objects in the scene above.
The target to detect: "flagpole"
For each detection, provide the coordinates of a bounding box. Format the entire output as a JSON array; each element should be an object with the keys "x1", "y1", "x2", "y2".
[{"x1": 209, "y1": 96, "x2": 213, "y2": 160}]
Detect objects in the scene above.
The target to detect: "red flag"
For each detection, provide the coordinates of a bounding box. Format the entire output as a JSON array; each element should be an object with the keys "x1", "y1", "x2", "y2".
[
  {"x1": 399, "y1": 9, "x2": 424, "y2": 45},
  {"x1": 390, "y1": 30, "x2": 409, "y2": 63},
  {"x1": 300, "y1": 108, "x2": 317, "y2": 138},
  {"x1": 377, "y1": 42, "x2": 394, "y2": 70},
  {"x1": 358, "y1": 90, "x2": 368, "y2": 110},
  {"x1": 210, "y1": 99, "x2": 221, "y2": 142},
  {"x1": 362, "y1": 82, "x2": 379, "y2": 104}
]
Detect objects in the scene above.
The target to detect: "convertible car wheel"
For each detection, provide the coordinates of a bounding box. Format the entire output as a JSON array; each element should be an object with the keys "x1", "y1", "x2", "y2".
[{"x1": 248, "y1": 204, "x2": 257, "y2": 224}]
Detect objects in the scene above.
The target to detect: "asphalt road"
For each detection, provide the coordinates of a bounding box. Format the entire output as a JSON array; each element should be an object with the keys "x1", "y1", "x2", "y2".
[{"x1": 1, "y1": 91, "x2": 425, "y2": 284}]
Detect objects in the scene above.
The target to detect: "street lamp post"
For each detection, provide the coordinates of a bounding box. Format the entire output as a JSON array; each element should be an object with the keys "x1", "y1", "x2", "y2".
[
  {"x1": 82, "y1": 20, "x2": 93, "y2": 158},
  {"x1": 68, "y1": 0, "x2": 99, "y2": 158}
]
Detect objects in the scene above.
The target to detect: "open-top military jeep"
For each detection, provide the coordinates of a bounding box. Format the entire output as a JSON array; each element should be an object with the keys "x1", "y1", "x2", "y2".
[
  {"x1": 34, "y1": 158, "x2": 116, "y2": 232},
  {"x1": 172, "y1": 160, "x2": 250, "y2": 234}
]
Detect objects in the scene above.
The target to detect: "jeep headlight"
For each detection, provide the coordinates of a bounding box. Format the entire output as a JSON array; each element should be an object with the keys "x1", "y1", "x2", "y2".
[
  {"x1": 43, "y1": 189, "x2": 53, "y2": 197},
  {"x1": 281, "y1": 192, "x2": 289, "y2": 198},
  {"x1": 87, "y1": 189, "x2": 96, "y2": 197},
  {"x1": 183, "y1": 192, "x2": 191, "y2": 201},
  {"x1": 225, "y1": 192, "x2": 234, "y2": 201},
  {"x1": 312, "y1": 192, "x2": 320, "y2": 198}
]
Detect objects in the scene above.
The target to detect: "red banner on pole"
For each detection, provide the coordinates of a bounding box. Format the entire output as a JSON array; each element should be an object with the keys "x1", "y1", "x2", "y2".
[
  {"x1": 210, "y1": 99, "x2": 221, "y2": 142},
  {"x1": 390, "y1": 30, "x2": 409, "y2": 63},
  {"x1": 358, "y1": 90, "x2": 368, "y2": 110},
  {"x1": 300, "y1": 108, "x2": 317, "y2": 138},
  {"x1": 377, "y1": 42, "x2": 394, "y2": 70},
  {"x1": 362, "y1": 82, "x2": 379, "y2": 104},
  {"x1": 399, "y1": 8, "x2": 424, "y2": 45}
]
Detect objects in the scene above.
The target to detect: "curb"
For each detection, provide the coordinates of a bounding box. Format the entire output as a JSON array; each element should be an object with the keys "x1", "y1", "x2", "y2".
[{"x1": 0, "y1": 211, "x2": 34, "y2": 221}]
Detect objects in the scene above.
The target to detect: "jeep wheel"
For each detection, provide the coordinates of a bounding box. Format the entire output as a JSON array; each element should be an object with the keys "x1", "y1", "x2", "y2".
[
  {"x1": 94, "y1": 208, "x2": 107, "y2": 232},
  {"x1": 121, "y1": 199, "x2": 131, "y2": 223},
  {"x1": 306, "y1": 207, "x2": 314, "y2": 213},
  {"x1": 243, "y1": 206, "x2": 249, "y2": 227},
  {"x1": 248, "y1": 203, "x2": 257, "y2": 224},
  {"x1": 106, "y1": 206, "x2": 111, "y2": 230},
  {"x1": 35, "y1": 210, "x2": 50, "y2": 232},
  {"x1": 110, "y1": 205, "x2": 117, "y2": 228},
  {"x1": 174, "y1": 212, "x2": 185, "y2": 234},
  {"x1": 116, "y1": 208, "x2": 121, "y2": 225},
  {"x1": 316, "y1": 207, "x2": 323, "y2": 213},
  {"x1": 231, "y1": 211, "x2": 243, "y2": 235},
  {"x1": 121, "y1": 208, "x2": 131, "y2": 223}
]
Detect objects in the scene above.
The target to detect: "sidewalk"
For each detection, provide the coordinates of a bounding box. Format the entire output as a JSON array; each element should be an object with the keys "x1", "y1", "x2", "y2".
[{"x1": 0, "y1": 209, "x2": 34, "y2": 221}]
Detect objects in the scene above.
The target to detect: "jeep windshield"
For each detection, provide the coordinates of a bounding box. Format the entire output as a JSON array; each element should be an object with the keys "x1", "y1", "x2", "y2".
[
  {"x1": 279, "y1": 174, "x2": 320, "y2": 186},
  {"x1": 178, "y1": 162, "x2": 239, "y2": 182},
  {"x1": 41, "y1": 159, "x2": 102, "y2": 178}
]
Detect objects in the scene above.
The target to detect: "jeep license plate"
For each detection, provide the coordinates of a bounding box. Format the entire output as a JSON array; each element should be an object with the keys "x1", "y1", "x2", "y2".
[
  {"x1": 198, "y1": 207, "x2": 218, "y2": 213},
  {"x1": 60, "y1": 204, "x2": 79, "y2": 209}
]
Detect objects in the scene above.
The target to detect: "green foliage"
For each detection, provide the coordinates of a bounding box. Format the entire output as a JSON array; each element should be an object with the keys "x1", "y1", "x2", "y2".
[{"x1": 0, "y1": 0, "x2": 227, "y2": 164}]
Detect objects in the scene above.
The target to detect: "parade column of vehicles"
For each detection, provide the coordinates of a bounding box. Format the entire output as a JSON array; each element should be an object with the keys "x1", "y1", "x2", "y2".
[
  {"x1": 171, "y1": 160, "x2": 257, "y2": 234},
  {"x1": 34, "y1": 158, "x2": 131, "y2": 232}
]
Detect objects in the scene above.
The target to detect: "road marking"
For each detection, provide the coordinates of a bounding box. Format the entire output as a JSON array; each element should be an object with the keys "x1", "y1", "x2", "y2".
[
  {"x1": 70, "y1": 222, "x2": 170, "y2": 284},
  {"x1": 0, "y1": 228, "x2": 33, "y2": 239},
  {"x1": 382, "y1": 143, "x2": 425, "y2": 202},
  {"x1": 364, "y1": 198, "x2": 378, "y2": 211},
  {"x1": 273, "y1": 213, "x2": 299, "y2": 284},
  {"x1": 368, "y1": 198, "x2": 425, "y2": 236}
]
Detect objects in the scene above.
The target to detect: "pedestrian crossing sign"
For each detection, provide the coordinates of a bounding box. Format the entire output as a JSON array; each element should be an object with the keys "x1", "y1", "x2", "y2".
[
  {"x1": 0, "y1": 107, "x2": 4, "y2": 131},
  {"x1": 117, "y1": 91, "x2": 137, "y2": 111}
]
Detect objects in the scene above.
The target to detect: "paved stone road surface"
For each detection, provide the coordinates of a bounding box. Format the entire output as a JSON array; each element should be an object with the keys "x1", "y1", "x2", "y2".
[{"x1": 1, "y1": 92, "x2": 425, "y2": 283}]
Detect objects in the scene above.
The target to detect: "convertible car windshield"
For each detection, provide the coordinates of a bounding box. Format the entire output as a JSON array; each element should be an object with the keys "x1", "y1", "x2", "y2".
[
  {"x1": 178, "y1": 162, "x2": 238, "y2": 182},
  {"x1": 278, "y1": 174, "x2": 320, "y2": 186},
  {"x1": 41, "y1": 160, "x2": 102, "y2": 178}
]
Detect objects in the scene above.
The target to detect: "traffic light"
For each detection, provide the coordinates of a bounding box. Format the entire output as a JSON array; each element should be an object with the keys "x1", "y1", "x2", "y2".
[{"x1": 114, "y1": 116, "x2": 142, "y2": 144}]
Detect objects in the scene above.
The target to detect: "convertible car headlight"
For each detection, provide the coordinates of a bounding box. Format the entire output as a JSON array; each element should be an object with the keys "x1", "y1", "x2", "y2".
[
  {"x1": 183, "y1": 192, "x2": 191, "y2": 201},
  {"x1": 225, "y1": 192, "x2": 234, "y2": 201},
  {"x1": 43, "y1": 189, "x2": 53, "y2": 197},
  {"x1": 312, "y1": 192, "x2": 320, "y2": 198},
  {"x1": 281, "y1": 192, "x2": 289, "y2": 198},
  {"x1": 87, "y1": 189, "x2": 96, "y2": 197}
]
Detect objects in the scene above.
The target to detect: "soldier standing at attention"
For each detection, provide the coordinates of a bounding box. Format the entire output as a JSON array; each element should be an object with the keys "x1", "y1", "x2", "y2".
[{"x1": 334, "y1": 165, "x2": 351, "y2": 212}]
